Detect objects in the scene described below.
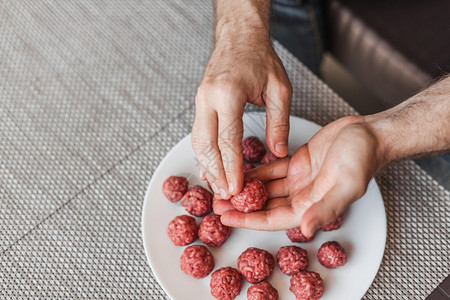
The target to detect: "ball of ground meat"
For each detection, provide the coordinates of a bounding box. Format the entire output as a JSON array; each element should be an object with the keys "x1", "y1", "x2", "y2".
[
  {"x1": 162, "y1": 176, "x2": 188, "y2": 202},
  {"x1": 198, "y1": 214, "x2": 232, "y2": 247},
  {"x1": 181, "y1": 185, "x2": 212, "y2": 217},
  {"x1": 286, "y1": 227, "x2": 315, "y2": 243},
  {"x1": 237, "y1": 247, "x2": 275, "y2": 284},
  {"x1": 290, "y1": 271, "x2": 324, "y2": 300},
  {"x1": 242, "y1": 136, "x2": 266, "y2": 162},
  {"x1": 321, "y1": 215, "x2": 344, "y2": 231},
  {"x1": 210, "y1": 266, "x2": 243, "y2": 300},
  {"x1": 277, "y1": 246, "x2": 309, "y2": 276},
  {"x1": 180, "y1": 245, "x2": 214, "y2": 279},
  {"x1": 167, "y1": 215, "x2": 198, "y2": 246},
  {"x1": 317, "y1": 241, "x2": 347, "y2": 269},
  {"x1": 243, "y1": 163, "x2": 255, "y2": 172},
  {"x1": 247, "y1": 281, "x2": 279, "y2": 300},
  {"x1": 260, "y1": 152, "x2": 278, "y2": 164},
  {"x1": 230, "y1": 178, "x2": 268, "y2": 213}
]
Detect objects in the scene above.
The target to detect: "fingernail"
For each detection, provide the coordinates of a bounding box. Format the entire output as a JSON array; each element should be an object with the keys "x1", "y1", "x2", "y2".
[
  {"x1": 275, "y1": 142, "x2": 287, "y2": 155},
  {"x1": 228, "y1": 183, "x2": 235, "y2": 194},
  {"x1": 199, "y1": 169, "x2": 204, "y2": 179},
  {"x1": 211, "y1": 183, "x2": 219, "y2": 194},
  {"x1": 219, "y1": 188, "x2": 228, "y2": 199}
]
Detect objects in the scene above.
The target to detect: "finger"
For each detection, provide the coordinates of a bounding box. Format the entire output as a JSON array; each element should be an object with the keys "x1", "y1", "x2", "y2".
[
  {"x1": 221, "y1": 205, "x2": 299, "y2": 231},
  {"x1": 264, "y1": 77, "x2": 292, "y2": 157},
  {"x1": 192, "y1": 98, "x2": 228, "y2": 198},
  {"x1": 266, "y1": 179, "x2": 289, "y2": 199},
  {"x1": 213, "y1": 197, "x2": 235, "y2": 215},
  {"x1": 264, "y1": 197, "x2": 290, "y2": 210},
  {"x1": 300, "y1": 183, "x2": 355, "y2": 238},
  {"x1": 246, "y1": 156, "x2": 290, "y2": 181},
  {"x1": 217, "y1": 108, "x2": 245, "y2": 196}
]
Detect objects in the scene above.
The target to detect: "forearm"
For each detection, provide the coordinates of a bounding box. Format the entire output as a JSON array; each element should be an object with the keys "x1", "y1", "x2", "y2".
[
  {"x1": 366, "y1": 75, "x2": 450, "y2": 165},
  {"x1": 214, "y1": 0, "x2": 271, "y2": 46}
]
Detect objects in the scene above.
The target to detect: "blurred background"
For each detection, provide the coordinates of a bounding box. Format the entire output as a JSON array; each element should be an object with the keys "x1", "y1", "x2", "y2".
[{"x1": 270, "y1": 0, "x2": 450, "y2": 189}]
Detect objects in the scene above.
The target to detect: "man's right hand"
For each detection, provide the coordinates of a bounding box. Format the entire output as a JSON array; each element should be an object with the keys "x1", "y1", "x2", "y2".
[{"x1": 192, "y1": 0, "x2": 292, "y2": 200}]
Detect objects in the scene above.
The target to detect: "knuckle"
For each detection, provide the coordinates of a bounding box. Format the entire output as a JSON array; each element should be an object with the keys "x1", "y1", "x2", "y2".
[
  {"x1": 218, "y1": 124, "x2": 243, "y2": 141},
  {"x1": 191, "y1": 136, "x2": 214, "y2": 153},
  {"x1": 217, "y1": 137, "x2": 234, "y2": 148},
  {"x1": 195, "y1": 85, "x2": 209, "y2": 106},
  {"x1": 271, "y1": 122, "x2": 289, "y2": 135},
  {"x1": 205, "y1": 77, "x2": 243, "y2": 96},
  {"x1": 196, "y1": 78, "x2": 244, "y2": 108},
  {"x1": 279, "y1": 82, "x2": 293, "y2": 101}
]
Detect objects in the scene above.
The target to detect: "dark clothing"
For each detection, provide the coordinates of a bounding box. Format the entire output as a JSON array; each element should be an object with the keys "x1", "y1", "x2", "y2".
[{"x1": 270, "y1": 0, "x2": 325, "y2": 74}]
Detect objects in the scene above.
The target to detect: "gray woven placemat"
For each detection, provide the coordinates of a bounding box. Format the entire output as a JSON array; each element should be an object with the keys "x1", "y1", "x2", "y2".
[{"x1": 0, "y1": 1, "x2": 449, "y2": 299}]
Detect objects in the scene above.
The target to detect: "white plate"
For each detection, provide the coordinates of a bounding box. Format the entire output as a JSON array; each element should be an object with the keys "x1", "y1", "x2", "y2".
[{"x1": 142, "y1": 112, "x2": 386, "y2": 300}]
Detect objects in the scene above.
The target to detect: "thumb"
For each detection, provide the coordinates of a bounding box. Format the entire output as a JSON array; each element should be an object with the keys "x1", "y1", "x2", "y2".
[
  {"x1": 265, "y1": 79, "x2": 292, "y2": 158},
  {"x1": 300, "y1": 183, "x2": 352, "y2": 238}
]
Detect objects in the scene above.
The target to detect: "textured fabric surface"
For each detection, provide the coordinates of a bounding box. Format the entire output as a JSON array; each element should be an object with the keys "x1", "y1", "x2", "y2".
[{"x1": 0, "y1": 1, "x2": 449, "y2": 299}]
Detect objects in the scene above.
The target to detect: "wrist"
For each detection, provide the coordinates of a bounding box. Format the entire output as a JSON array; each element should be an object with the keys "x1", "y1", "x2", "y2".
[
  {"x1": 215, "y1": 18, "x2": 269, "y2": 44},
  {"x1": 363, "y1": 114, "x2": 396, "y2": 167},
  {"x1": 215, "y1": 0, "x2": 271, "y2": 46}
]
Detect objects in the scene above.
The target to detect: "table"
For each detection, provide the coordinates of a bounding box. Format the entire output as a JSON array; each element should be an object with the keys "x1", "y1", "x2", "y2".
[{"x1": 1, "y1": 1, "x2": 449, "y2": 299}]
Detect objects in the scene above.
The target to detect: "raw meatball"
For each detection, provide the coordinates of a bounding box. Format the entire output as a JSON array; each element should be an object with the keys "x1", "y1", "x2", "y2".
[
  {"x1": 243, "y1": 163, "x2": 255, "y2": 172},
  {"x1": 237, "y1": 247, "x2": 275, "y2": 284},
  {"x1": 321, "y1": 215, "x2": 344, "y2": 231},
  {"x1": 230, "y1": 178, "x2": 268, "y2": 213},
  {"x1": 286, "y1": 227, "x2": 315, "y2": 243},
  {"x1": 290, "y1": 271, "x2": 324, "y2": 300},
  {"x1": 181, "y1": 185, "x2": 213, "y2": 217},
  {"x1": 180, "y1": 245, "x2": 214, "y2": 279},
  {"x1": 198, "y1": 214, "x2": 232, "y2": 247},
  {"x1": 317, "y1": 241, "x2": 347, "y2": 269},
  {"x1": 210, "y1": 266, "x2": 243, "y2": 300},
  {"x1": 247, "y1": 281, "x2": 279, "y2": 300},
  {"x1": 167, "y1": 215, "x2": 198, "y2": 246},
  {"x1": 242, "y1": 136, "x2": 266, "y2": 162},
  {"x1": 277, "y1": 246, "x2": 309, "y2": 276},
  {"x1": 260, "y1": 152, "x2": 278, "y2": 164},
  {"x1": 162, "y1": 176, "x2": 188, "y2": 202}
]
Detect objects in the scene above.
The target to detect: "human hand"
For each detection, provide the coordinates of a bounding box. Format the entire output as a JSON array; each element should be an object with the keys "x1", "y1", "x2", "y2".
[
  {"x1": 191, "y1": 36, "x2": 292, "y2": 200},
  {"x1": 215, "y1": 116, "x2": 386, "y2": 237}
]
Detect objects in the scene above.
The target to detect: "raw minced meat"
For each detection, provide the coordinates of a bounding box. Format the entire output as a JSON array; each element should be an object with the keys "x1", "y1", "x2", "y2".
[
  {"x1": 210, "y1": 266, "x2": 243, "y2": 300},
  {"x1": 230, "y1": 178, "x2": 268, "y2": 213},
  {"x1": 242, "y1": 136, "x2": 266, "y2": 162},
  {"x1": 286, "y1": 227, "x2": 315, "y2": 243},
  {"x1": 167, "y1": 215, "x2": 198, "y2": 246},
  {"x1": 317, "y1": 241, "x2": 347, "y2": 269},
  {"x1": 181, "y1": 185, "x2": 212, "y2": 217},
  {"x1": 247, "y1": 281, "x2": 279, "y2": 300},
  {"x1": 290, "y1": 270, "x2": 324, "y2": 300},
  {"x1": 277, "y1": 246, "x2": 309, "y2": 276},
  {"x1": 162, "y1": 176, "x2": 188, "y2": 202},
  {"x1": 198, "y1": 214, "x2": 232, "y2": 247},
  {"x1": 321, "y1": 215, "x2": 344, "y2": 231},
  {"x1": 243, "y1": 163, "x2": 255, "y2": 172},
  {"x1": 237, "y1": 247, "x2": 275, "y2": 284},
  {"x1": 180, "y1": 245, "x2": 214, "y2": 279},
  {"x1": 260, "y1": 152, "x2": 278, "y2": 164}
]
